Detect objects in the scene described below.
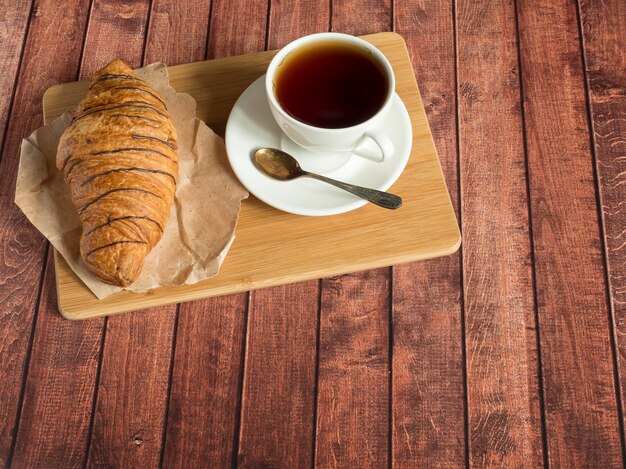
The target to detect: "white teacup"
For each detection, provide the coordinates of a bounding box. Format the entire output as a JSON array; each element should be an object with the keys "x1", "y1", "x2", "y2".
[{"x1": 265, "y1": 33, "x2": 395, "y2": 166}]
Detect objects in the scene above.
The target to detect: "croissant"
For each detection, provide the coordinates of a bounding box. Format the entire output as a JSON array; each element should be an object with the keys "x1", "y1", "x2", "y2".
[{"x1": 57, "y1": 59, "x2": 178, "y2": 287}]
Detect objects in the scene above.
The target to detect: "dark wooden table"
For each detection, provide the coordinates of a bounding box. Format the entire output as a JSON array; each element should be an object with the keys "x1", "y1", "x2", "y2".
[{"x1": 1, "y1": 0, "x2": 625, "y2": 467}]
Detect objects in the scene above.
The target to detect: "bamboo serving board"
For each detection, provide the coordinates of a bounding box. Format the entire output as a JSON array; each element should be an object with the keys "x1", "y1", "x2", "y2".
[{"x1": 43, "y1": 32, "x2": 460, "y2": 320}]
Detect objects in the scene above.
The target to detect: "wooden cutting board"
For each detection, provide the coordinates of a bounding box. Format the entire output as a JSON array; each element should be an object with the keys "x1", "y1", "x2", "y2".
[{"x1": 43, "y1": 32, "x2": 460, "y2": 320}]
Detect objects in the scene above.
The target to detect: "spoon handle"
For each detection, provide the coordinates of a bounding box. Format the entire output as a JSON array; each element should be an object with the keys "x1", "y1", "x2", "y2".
[{"x1": 305, "y1": 172, "x2": 402, "y2": 210}]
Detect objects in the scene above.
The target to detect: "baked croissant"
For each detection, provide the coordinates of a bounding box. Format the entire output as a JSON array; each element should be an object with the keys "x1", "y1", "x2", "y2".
[{"x1": 57, "y1": 59, "x2": 178, "y2": 287}]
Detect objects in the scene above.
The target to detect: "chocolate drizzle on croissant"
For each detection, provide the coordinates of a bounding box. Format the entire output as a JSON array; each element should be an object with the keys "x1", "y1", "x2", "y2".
[{"x1": 57, "y1": 59, "x2": 178, "y2": 287}]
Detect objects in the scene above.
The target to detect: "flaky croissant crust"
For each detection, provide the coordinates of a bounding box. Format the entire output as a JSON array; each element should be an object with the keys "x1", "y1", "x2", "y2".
[{"x1": 57, "y1": 59, "x2": 178, "y2": 287}]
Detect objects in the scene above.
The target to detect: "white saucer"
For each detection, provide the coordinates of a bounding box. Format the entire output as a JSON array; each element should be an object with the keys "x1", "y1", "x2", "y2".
[{"x1": 225, "y1": 76, "x2": 412, "y2": 216}]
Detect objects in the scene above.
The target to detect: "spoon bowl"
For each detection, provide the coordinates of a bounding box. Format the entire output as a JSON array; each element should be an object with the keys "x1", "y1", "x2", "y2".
[{"x1": 253, "y1": 148, "x2": 303, "y2": 180}]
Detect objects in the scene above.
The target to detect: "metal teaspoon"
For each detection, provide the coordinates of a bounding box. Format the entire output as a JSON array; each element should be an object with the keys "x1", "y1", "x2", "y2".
[{"x1": 252, "y1": 148, "x2": 402, "y2": 210}]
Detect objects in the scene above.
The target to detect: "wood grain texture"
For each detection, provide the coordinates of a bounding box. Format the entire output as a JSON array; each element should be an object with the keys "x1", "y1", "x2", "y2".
[
  {"x1": 579, "y1": 0, "x2": 626, "y2": 452},
  {"x1": 456, "y1": 0, "x2": 543, "y2": 466},
  {"x1": 86, "y1": 309, "x2": 175, "y2": 468},
  {"x1": 207, "y1": 0, "x2": 268, "y2": 59},
  {"x1": 10, "y1": 262, "x2": 104, "y2": 469},
  {"x1": 145, "y1": 0, "x2": 212, "y2": 66},
  {"x1": 315, "y1": 271, "x2": 391, "y2": 468},
  {"x1": 392, "y1": 1, "x2": 465, "y2": 466},
  {"x1": 235, "y1": 2, "x2": 328, "y2": 467},
  {"x1": 162, "y1": 297, "x2": 247, "y2": 468},
  {"x1": 267, "y1": 0, "x2": 330, "y2": 48},
  {"x1": 161, "y1": 2, "x2": 267, "y2": 467},
  {"x1": 0, "y1": 0, "x2": 90, "y2": 466},
  {"x1": 80, "y1": 0, "x2": 150, "y2": 76},
  {"x1": 517, "y1": 0, "x2": 624, "y2": 466},
  {"x1": 45, "y1": 32, "x2": 460, "y2": 318},
  {"x1": 237, "y1": 283, "x2": 320, "y2": 468},
  {"x1": 1, "y1": 1, "x2": 625, "y2": 467},
  {"x1": 313, "y1": 4, "x2": 392, "y2": 468},
  {"x1": 78, "y1": 2, "x2": 179, "y2": 467},
  {"x1": 331, "y1": 0, "x2": 391, "y2": 35},
  {"x1": 0, "y1": 0, "x2": 32, "y2": 158}
]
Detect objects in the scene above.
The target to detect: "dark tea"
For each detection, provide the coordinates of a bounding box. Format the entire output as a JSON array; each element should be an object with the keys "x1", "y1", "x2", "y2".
[{"x1": 274, "y1": 40, "x2": 389, "y2": 129}]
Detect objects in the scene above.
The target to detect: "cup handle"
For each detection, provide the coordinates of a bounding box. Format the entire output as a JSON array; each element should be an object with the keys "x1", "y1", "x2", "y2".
[{"x1": 354, "y1": 129, "x2": 394, "y2": 162}]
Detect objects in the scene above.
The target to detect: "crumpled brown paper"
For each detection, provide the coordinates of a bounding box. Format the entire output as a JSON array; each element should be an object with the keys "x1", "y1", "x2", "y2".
[{"x1": 15, "y1": 63, "x2": 248, "y2": 299}]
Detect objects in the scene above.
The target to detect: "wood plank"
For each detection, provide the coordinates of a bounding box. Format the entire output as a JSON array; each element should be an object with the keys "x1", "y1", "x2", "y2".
[
  {"x1": 331, "y1": 0, "x2": 391, "y2": 35},
  {"x1": 234, "y1": 2, "x2": 328, "y2": 467},
  {"x1": 85, "y1": 308, "x2": 175, "y2": 468},
  {"x1": 0, "y1": 0, "x2": 91, "y2": 466},
  {"x1": 313, "y1": 5, "x2": 392, "y2": 468},
  {"x1": 315, "y1": 271, "x2": 391, "y2": 468},
  {"x1": 10, "y1": 262, "x2": 103, "y2": 469},
  {"x1": 161, "y1": 1, "x2": 268, "y2": 466},
  {"x1": 80, "y1": 0, "x2": 150, "y2": 76},
  {"x1": 162, "y1": 297, "x2": 247, "y2": 468},
  {"x1": 267, "y1": 0, "x2": 330, "y2": 47},
  {"x1": 579, "y1": 0, "x2": 626, "y2": 453},
  {"x1": 206, "y1": 0, "x2": 268, "y2": 59},
  {"x1": 456, "y1": 0, "x2": 544, "y2": 466},
  {"x1": 0, "y1": 0, "x2": 34, "y2": 459},
  {"x1": 0, "y1": 0, "x2": 32, "y2": 157},
  {"x1": 237, "y1": 284, "x2": 320, "y2": 468},
  {"x1": 517, "y1": 0, "x2": 624, "y2": 465},
  {"x1": 76, "y1": 2, "x2": 179, "y2": 467},
  {"x1": 392, "y1": 1, "x2": 465, "y2": 466},
  {"x1": 145, "y1": 0, "x2": 212, "y2": 66}
]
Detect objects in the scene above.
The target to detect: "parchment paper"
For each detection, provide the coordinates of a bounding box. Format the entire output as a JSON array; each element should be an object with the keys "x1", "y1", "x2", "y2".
[{"x1": 15, "y1": 63, "x2": 248, "y2": 300}]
